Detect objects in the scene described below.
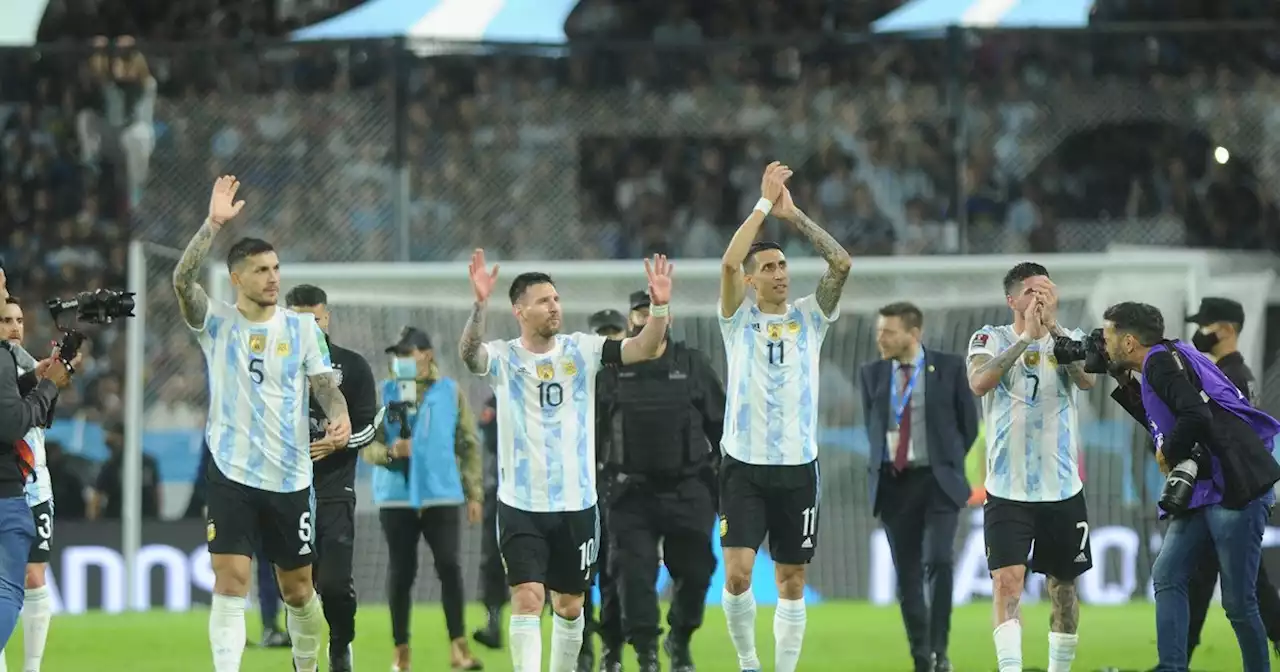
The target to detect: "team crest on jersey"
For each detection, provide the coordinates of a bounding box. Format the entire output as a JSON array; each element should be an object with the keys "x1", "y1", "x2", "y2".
[
  {"x1": 786, "y1": 320, "x2": 800, "y2": 334},
  {"x1": 249, "y1": 334, "x2": 267, "y2": 354},
  {"x1": 561, "y1": 360, "x2": 578, "y2": 377},
  {"x1": 276, "y1": 341, "x2": 291, "y2": 356},
  {"x1": 767, "y1": 323, "x2": 783, "y2": 340},
  {"x1": 1023, "y1": 352, "x2": 1040, "y2": 367},
  {"x1": 536, "y1": 363, "x2": 555, "y2": 381},
  {"x1": 207, "y1": 522, "x2": 216, "y2": 542},
  {"x1": 1048, "y1": 355, "x2": 1058, "y2": 366}
]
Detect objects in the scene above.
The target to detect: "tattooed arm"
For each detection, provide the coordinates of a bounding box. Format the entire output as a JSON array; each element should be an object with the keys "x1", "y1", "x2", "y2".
[
  {"x1": 459, "y1": 301, "x2": 491, "y2": 375},
  {"x1": 967, "y1": 338, "x2": 1032, "y2": 397},
  {"x1": 1050, "y1": 324, "x2": 1097, "y2": 390},
  {"x1": 309, "y1": 371, "x2": 350, "y2": 425},
  {"x1": 173, "y1": 219, "x2": 217, "y2": 330},
  {"x1": 780, "y1": 206, "x2": 851, "y2": 317}
]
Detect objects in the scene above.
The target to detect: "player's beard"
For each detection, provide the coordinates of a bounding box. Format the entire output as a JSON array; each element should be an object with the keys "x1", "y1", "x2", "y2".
[{"x1": 537, "y1": 317, "x2": 560, "y2": 339}]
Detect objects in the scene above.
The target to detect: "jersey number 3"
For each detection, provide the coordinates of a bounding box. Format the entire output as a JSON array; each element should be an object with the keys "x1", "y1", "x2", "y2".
[
  {"x1": 767, "y1": 342, "x2": 786, "y2": 365},
  {"x1": 248, "y1": 357, "x2": 265, "y2": 385}
]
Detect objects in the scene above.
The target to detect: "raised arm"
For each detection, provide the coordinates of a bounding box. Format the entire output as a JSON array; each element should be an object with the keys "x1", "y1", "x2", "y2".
[
  {"x1": 461, "y1": 249, "x2": 498, "y2": 375},
  {"x1": 775, "y1": 188, "x2": 851, "y2": 317},
  {"x1": 969, "y1": 301, "x2": 1046, "y2": 396},
  {"x1": 720, "y1": 162, "x2": 792, "y2": 318},
  {"x1": 1050, "y1": 325, "x2": 1097, "y2": 390},
  {"x1": 1036, "y1": 278, "x2": 1095, "y2": 390},
  {"x1": 621, "y1": 255, "x2": 674, "y2": 365},
  {"x1": 175, "y1": 175, "x2": 245, "y2": 330}
]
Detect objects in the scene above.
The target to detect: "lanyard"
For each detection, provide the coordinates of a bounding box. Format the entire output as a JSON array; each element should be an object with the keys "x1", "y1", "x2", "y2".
[{"x1": 891, "y1": 358, "x2": 924, "y2": 427}]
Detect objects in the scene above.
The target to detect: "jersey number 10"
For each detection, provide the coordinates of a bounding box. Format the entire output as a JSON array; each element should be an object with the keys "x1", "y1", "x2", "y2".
[
  {"x1": 538, "y1": 382, "x2": 563, "y2": 408},
  {"x1": 767, "y1": 342, "x2": 786, "y2": 365}
]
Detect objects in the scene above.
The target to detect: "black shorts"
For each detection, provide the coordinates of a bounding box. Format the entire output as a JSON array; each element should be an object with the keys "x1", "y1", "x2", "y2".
[
  {"x1": 28, "y1": 500, "x2": 52, "y2": 564},
  {"x1": 718, "y1": 455, "x2": 821, "y2": 565},
  {"x1": 497, "y1": 501, "x2": 599, "y2": 595},
  {"x1": 205, "y1": 462, "x2": 316, "y2": 571},
  {"x1": 984, "y1": 490, "x2": 1094, "y2": 580}
]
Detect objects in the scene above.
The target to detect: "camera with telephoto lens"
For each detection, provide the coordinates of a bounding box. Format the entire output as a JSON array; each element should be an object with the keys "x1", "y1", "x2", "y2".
[
  {"x1": 1052, "y1": 327, "x2": 1110, "y2": 374},
  {"x1": 46, "y1": 289, "x2": 136, "y2": 369},
  {"x1": 1158, "y1": 445, "x2": 1209, "y2": 515}
]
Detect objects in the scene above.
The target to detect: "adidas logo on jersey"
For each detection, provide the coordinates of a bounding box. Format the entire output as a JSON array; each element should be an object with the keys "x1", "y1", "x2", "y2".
[
  {"x1": 801, "y1": 537, "x2": 813, "y2": 549},
  {"x1": 299, "y1": 543, "x2": 311, "y2": 555},
  {"x1": 37, "y1": 541, "x2": 48, "y2": 551},
  {"x1": 1074, "y1": 552, "x2": 1088, "y2": 563}
]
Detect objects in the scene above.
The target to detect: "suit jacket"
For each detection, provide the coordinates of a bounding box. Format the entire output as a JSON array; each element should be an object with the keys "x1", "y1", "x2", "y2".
[{"x1": 860, "y1": 349, "x2": 978, "y2": 516}]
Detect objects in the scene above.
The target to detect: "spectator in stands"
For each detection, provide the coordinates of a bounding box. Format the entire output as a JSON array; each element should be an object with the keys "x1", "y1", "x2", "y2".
[{"x1": 87, "y1": 420, "x2": 160, "y2": 520}]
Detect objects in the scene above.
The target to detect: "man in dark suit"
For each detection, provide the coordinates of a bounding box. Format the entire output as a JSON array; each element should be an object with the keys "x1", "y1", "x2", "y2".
[{"x1": 860, "y1": 302, "x2": 978, "y2": 672}]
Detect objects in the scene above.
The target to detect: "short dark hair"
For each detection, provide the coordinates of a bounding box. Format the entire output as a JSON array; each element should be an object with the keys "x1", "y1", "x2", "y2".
[
  {"x1": 285, "y1": 284, "x2": 327, "y2": 308},
  {"x1": 878, "y1": 301, "x2": 923, "y2": 330},
  {"x1": 4, "y1": 297, "x2": 18, "y2": 305},
  {"x1": 508, "y1": 272, "x2": 555, "y2": 305},
  {"x1": 1103, "y1": 301, "x2": 1165, "y2": 346},
  {"x1": 745, "y1": 241, "x2": 783, "y2": 272},
  {"x1": 226, "y1": 237, "x2": 276, "y2": 271},
  {"x1": 1002, "y1": 262, "x2": 1050, "y2": 296}
]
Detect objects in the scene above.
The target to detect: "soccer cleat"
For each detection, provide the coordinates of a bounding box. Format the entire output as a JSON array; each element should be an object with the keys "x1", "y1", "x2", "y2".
[
  {"x1": 329, "y1": 642, "x2": 353, "y2": 672},
  {"x1": 262, "y1": 625, "x2": 291, "y2": 648},
  {"x1": 576, "y1": 646, "x2": 596, "y2": 672},
  {"x1": 472, "y1": 607, "x2": 503, "y2": 650},
  {"x1": 663, "y1": 634, "x2": 696, "y2": 672},
  {"x1": 599, "y1": 643, "x2": 623, "y2": 672}
]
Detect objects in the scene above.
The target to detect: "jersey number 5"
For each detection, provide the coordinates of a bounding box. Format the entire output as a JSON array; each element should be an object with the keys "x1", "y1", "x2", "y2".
[
  {"x1": 767, "y1": 341, "x2": 785, "y2": 365},
  {"x1": 538, "y1": 382, "x2": 563, "y2": 408},
  {"x1": 248, "y1": 357, "x2": 265, "y2": 385}
]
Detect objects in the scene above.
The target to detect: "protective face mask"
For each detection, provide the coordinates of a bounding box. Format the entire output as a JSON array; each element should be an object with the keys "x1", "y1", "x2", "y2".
[
  {"x1": 1191, "y1": 330, "x2": 1219, "y2": 353},
  {"x1": 392, "y1": 357, "x2": 418, "y2": 380}
]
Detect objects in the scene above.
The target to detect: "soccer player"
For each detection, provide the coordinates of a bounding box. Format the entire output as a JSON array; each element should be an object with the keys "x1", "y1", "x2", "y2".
[
  {"x1": 0, "y1": 297, "x2": 56, "y2": 672},
  {"x1": 285, "y1": 284, "x2": 379, "y2": 672},
  {"x1": 967, "y1": 262, "x2": 1095, "y2": 672},
  {"x1": 717, "y1": 162, "x2": 851, "y2": 672},
  {"x1": 174, "y1": 175, "x2": 352, "y2": 672},
  {"x1": 458, "y1": 249, "x2": 673, "y2": 672}
]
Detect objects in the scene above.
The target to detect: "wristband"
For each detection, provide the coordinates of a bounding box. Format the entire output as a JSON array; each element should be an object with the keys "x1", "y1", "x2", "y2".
[
  {"x1": 753, "y1": 197, "x2": 773, "y2": 216},
  {"x1": 649, "y1": 303, "x2": 670, "y2": 318}
]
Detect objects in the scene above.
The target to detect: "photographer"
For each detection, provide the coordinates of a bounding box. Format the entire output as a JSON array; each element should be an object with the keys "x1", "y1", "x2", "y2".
[
  {"x1": 1103, "y1": 301, "x2": 1280, "y2": 672},
  {"x1": 0, "y1": 270, "x2": 72, "y2": 647}
]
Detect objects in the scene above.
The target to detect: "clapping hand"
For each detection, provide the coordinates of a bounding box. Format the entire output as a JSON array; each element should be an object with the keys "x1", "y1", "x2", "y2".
[
  {"x1": 760, "y1": 161, "x2": 792, "y2": 205},
  {"x1": 1023, "y1": 298, "x2": 1048, "y2": 340},
  {"x1": 1030, "y1": 278, "x2": 1059, "y2": 332}
]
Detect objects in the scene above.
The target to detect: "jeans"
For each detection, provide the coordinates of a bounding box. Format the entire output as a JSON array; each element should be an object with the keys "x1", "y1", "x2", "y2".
[
  {"x1": 0, "y1": 496, "x2": 35, "y2": 645},
  {"x1": 1153, "y1": 492, "x2": 1274, "y2": 672}
]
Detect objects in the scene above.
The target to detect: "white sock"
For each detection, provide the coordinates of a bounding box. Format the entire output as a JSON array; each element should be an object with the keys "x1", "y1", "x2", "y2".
[
  {"x1": 721, "y1": 588, "x2": 761, "y2": 670},
  {"x1": 994, "y1": 619, "x2": 1023, "y2": 672},
  {"x1": 285, "y1": 592, "x2": 324, "y2": 672},
  {"x1": 21, "y1": 586, "x2": 52, "y2": 672},
  {"x1": 774, "y1": 597, "x2": 807, "y2": 672},
  {"x1": 0, "y1": 646, "x2": 8, "y2": 672},
  {"x1": 1048, "y1": 632, "x2": 1079, "y2": 672},
  {"x1": 509, "y1": 614, "x2": 543, "y2": 672},
  {"x1": 209, "y1": 593, "x2": 247, "y2": 672},
  {"x1": 549, "y1": 613, "x2": 584, "y2": 672}
]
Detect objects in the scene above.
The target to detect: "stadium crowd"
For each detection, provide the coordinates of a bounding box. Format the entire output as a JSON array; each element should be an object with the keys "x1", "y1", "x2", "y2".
[{"x1": 0, "y1": 0, "x2": 1278, "y2": 518}]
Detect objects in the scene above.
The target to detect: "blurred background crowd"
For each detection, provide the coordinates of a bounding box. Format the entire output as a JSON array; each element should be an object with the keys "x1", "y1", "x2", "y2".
[{"x1": 1, "y1": 0, "x2": 1280, "y2": 518}]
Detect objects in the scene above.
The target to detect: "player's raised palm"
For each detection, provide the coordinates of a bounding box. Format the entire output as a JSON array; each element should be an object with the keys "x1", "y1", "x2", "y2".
[
  {"x1": 207, "y1": 175, "x2": 246, "y2": 229},
  {"x1": 1023, "y1": 299, "x2": 1048, "y2": 340},
  {"x1": 468, "y1": 248, "x2": 500, "y2": 304},
  {"x1": 760, "y1": 161, "x2": 793, "y2": 204},
  {"x1": 643, "y1": 254, "x2": 673, "y2": 305}
]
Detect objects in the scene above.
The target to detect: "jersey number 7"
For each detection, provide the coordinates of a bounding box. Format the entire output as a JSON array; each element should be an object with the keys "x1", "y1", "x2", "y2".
[{"x1": 248, "y1": 357, "x2": 265, "y2": 385}]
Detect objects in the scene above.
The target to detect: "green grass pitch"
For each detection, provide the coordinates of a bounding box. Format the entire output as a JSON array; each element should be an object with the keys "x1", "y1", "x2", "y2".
[{"x1": 10, "y1": 601, "x2": 1247, "y2": 670}]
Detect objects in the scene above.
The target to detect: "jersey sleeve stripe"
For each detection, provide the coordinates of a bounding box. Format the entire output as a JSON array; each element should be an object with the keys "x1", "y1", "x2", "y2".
[{"x1": 214, "y1": 325, "x2": 241, "y2": 482}]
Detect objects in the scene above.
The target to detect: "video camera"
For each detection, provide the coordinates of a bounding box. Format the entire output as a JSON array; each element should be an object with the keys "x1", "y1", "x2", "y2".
[
  {"x1": 1052, "y1": 327, "x2": 1110, "y2": 375},
  {"x1": 46, "y1": 289, "x2": 137, "y2": 368}
]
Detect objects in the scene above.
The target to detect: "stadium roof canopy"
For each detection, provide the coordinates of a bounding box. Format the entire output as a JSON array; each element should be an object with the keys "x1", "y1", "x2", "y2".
[
  {"x1": 872, "y1": 0, "x2": 1093, "y2": 33},
  {"x1": 292, "y1": 0, "x2": 577, "y2": 43}
]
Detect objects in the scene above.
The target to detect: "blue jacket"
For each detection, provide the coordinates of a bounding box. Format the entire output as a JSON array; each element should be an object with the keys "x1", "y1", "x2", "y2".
[{"x1": 372, "y1": 373, "x2": 481, "y2": 508}]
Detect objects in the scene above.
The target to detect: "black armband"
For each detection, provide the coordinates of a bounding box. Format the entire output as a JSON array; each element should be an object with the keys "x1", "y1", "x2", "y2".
[{"x1": 602, "y1": 339, "x2": 623, "y2": 366}]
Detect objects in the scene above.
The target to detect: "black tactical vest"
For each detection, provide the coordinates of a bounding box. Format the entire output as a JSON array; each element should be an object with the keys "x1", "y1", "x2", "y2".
[{"x1": 606, "y1": 344, "x2": 705, "y2": 475}]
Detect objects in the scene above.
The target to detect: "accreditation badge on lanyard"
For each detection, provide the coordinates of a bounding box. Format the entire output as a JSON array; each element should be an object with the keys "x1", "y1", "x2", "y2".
[{"x1": 886, "y1": 359, "x2": 924, "y2": 452}]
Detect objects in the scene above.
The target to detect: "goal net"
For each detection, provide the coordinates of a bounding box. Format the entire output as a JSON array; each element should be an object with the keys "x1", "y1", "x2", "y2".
[{"x1": 255, "y1": 251, "x2": 1222, "y2": 605}]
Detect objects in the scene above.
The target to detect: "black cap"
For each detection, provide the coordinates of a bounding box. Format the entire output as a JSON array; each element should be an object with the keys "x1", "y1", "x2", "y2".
[
  {"x1": 629, "y1": 290, "x2": 651, "y2": 311},
  {"x1": 385, "y1": 326, "x2": 433, "y2": 354},
  {"x1": 588, "y1": 309, "x2": 627, "y2": 335},
  {"x1": 1187, "y1": 297, "x2": 1245, "y2": 326}
]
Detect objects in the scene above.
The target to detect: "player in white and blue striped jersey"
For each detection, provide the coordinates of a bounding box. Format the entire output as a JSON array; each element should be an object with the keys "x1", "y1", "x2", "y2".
[
  {"x1": 458, "y1": 249, "x2": 673, "y2": 672},
  {"x1": 966, "y1": 262, "x2": 1097, "y2": 672},
  {"x1": 174, "y1": 175, "x2": 351, "y2": 672},
  {"x1": 716, "y1": 162, "x2": 851, "y2": 672},
  {"x1": 1, "y1": 298, "x2": 56, "y2": 672}
]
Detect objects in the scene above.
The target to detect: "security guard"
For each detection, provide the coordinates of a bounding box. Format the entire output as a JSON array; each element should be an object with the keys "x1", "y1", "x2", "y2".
[
  {"x1": 597, "y1": 291, "x2": 725, "y2": 672},
  {"x1": 580, "y1": 308, "x2": 628, "y2": 672}
]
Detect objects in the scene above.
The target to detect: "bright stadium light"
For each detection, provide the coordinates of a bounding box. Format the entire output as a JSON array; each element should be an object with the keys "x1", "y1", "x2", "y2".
[{"x1": 1214, "y1": 146, "x2": 1230, "y2": 164}]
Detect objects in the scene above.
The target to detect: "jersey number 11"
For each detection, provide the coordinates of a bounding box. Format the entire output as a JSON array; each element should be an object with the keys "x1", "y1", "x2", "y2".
[{"x1": 767, "y1": 342, "x2": 785, "y2": 365}]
